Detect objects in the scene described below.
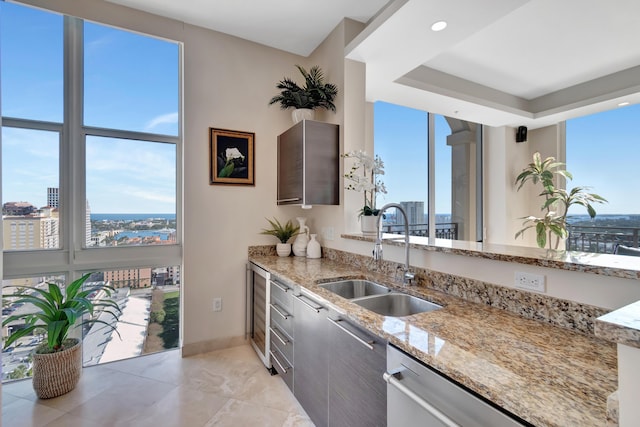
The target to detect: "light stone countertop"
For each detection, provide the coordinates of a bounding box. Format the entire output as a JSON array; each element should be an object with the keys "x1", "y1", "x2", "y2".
[
  {"x1": 596, "y1": 300, "x2": 640, "y2": 348},
  {"x1": 250, "y1": 255, "x2": 617, "y2": 427}
]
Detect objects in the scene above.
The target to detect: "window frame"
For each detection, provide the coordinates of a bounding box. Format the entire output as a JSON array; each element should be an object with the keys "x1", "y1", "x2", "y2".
[{"x1": 2, "y1": 11, "x2": 183, "y2": 280}]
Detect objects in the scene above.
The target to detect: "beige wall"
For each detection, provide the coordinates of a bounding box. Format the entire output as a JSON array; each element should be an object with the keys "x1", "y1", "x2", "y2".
[{"x1": 14, "y1": 1, "x2": 640, "y2": 354}]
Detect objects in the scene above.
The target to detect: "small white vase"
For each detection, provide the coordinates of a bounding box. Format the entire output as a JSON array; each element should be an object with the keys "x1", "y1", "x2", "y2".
[
  {"x1": 306, "y1": 234, "x2": 321, "y2": 259},
  {"x1": 292, "y1": 108, "x2": 315, "y2": 124},
  {"x1": 293, "y1": 217, "x2": 310, "y2": 257},
  {"x1": 276, "y1": 243, "x2": 291, "y2": 257},
  {"x1": 361, "y1": 215, "x2": 379, "y2": 236}
]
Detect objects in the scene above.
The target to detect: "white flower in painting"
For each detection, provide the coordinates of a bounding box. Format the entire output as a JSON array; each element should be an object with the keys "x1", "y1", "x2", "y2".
[{"x1": 225, "y1": 147, "x2": 245, "y2": 162}]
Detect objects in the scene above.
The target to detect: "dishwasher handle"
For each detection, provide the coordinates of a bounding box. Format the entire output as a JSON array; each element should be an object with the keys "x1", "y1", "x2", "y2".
[{"x1": 383, "y1": 371, "x2": 461, "y2": 427}]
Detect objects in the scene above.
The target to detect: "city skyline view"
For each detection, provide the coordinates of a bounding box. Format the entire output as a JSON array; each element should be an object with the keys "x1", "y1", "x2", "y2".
[{"x1": 1, "y1": 3, "x2": 179, "y2": 214}]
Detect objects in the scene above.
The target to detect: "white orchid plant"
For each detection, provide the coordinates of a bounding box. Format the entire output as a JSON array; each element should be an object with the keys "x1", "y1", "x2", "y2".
[{"x1": 343, "y1": 150, "x2": 387, "y2": 216}]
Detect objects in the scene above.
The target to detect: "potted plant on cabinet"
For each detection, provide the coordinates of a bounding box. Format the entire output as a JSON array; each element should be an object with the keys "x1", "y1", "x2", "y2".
[
  {"x1": 260, "y1": 217, "x2": 300, "y2": 256},
  {"x1": 515, "y1": 152, "x2": 607, "y2": 249},
  {"x1": 268, "y1": 64, "x2": 338, "y2": 123},
  {"x1": 343, "y1": 150, "x2": 387, "y2": 235},
  {"x1": 2, "y1": 273, "x2": 121, "y2": 398}
]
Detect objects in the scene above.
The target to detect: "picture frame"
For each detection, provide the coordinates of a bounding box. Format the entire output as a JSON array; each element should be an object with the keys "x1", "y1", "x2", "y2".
[{"x1": 209, "y1": 127, "x2": 255, "y2": 186}]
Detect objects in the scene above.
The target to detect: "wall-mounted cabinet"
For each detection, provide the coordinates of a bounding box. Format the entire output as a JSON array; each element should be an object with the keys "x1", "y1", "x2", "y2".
[{"x1": 277, "y1": 120, "x2": 339, "y2": 207}]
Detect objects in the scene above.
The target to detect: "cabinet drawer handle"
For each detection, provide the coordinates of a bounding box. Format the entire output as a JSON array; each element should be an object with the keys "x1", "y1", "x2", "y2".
[
  {"x1": 277, "y1": 197, "x2": 301, "y2": 203},
  {"x1": 270, "y1": 350, "x2": 290, "y2": 373},
  {"x1": 327, "y1": 317, "x2": 374, "y2": 350},
  {"x1": 269, "y1": 326, "x2": 289, "y2": 346},
  {"x1": 270, "y1": 303, "x2": 290, "y2": 319},
  {"x1": 294, "y1": 294, "x2": 324, "y2": 313},
  {"x1": 384, "y1": 371, "x2": 460, "y2": 427},
  {"x1": 271, "y1": 280, "x2": 290, "y2": 293}
]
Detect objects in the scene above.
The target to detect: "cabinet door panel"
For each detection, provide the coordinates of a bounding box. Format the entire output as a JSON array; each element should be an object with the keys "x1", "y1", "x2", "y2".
[
  {"x1": 294, "y1": 293, "x2": 329, "y2": 427},
  {"x1": 277, "y1": 123, "x2": 304, "y2": 203},
  {"x1": 329, "y1": 318, "x2": 387, "y2": 427}
]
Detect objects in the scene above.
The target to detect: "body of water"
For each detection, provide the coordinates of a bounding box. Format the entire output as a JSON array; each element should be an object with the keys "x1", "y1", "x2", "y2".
[
  {"x1": 92, "y1": 213, "x2": 176, "y2": 221},
  {"x1": 114, "y1": 230, "x2": 174, "y2": 241}
]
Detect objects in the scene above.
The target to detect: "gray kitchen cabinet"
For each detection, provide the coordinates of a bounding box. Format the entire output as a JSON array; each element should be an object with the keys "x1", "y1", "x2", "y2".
[
  {"x1": 293, "y1": 289, "x2": 329, "y2": 426},
  {"x1": 328, "y1": 314, "x2": 387, "y2": 427},
  {"x1": 277, "y1": 120, "x2": 339, "y2": 207}
]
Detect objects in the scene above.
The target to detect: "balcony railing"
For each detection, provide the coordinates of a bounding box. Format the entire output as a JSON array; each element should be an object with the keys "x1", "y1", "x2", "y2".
[
  {"x1": 566, "y1": 225, "x2": 640, "y2": 254},
  {"x1": 381, "y1": 222, "x2": 458, "y2": 240}
]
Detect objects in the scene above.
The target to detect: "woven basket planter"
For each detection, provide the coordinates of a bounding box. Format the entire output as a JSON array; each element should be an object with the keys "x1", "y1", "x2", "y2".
[{"x1": 32, "y1": 338, "x2": 82, "y2": 399}]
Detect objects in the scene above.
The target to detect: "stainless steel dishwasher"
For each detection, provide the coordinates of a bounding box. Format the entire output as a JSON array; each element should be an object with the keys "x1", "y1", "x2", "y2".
[{"x1": 385, "y1": 345, "x2": 530, "y2": 427}]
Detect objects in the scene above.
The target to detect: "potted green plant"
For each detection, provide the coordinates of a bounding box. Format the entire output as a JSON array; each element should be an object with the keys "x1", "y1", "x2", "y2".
[
  {"x1": 343, "y1": 150, "x2": 387, "y2": 235},
  {"x1": 2, "y1": 273, "x2": 121, "y2": 398},
  {"x1": 260, "y1": 217, "x2": 300, "y2": 256},
  {"x1": 515, "y1": 152, "x2": 607, "y2": 249},
  {"x1": 268, "y1": 64, "x2": 338, "y2": 123}
]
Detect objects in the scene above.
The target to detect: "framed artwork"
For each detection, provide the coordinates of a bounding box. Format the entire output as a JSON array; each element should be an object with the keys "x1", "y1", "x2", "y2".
[{"x1": 209, "y1": 127, "x2": 255, "y2": 186}]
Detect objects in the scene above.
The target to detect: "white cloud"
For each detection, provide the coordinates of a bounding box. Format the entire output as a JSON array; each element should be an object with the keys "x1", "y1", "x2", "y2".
[{"x1": 145, "y1": 112, "x2": 178, "y2": 131}]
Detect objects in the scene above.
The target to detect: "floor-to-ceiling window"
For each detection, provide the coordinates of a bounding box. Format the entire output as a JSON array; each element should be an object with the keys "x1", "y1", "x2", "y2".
[
  {"x1": 1, "y1": 2, "x2": 182, "y2": 381},
  {"x1": 565, "y1": 103, "x2": 640, "y2": 253},
  {"x1": 374, "y1": 101, "x2": 482, "y2": 241}
]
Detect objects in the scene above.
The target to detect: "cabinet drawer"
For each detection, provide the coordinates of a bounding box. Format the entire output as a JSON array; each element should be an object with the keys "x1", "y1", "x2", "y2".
[
  {"x1": 270, "y1": 325, "x2": 293, "y2": 365},
  {"x1": 270, "y1": 279, "x2": 294, "y2": 312},
  {"x1": 270, "y1": 302, "x2": 294, "y2": 337},
  {"x1": 270, "y1": 347, "x2": 293, "y2": 391}
]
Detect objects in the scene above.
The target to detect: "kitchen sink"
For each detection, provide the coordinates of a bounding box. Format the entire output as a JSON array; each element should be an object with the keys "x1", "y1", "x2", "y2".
[
  {"x1": 318, "y1": 280, "x2": 391, "y2": 299},
  {"x1": 353, "y1": 293, "x2": 442, "y2": 317}
]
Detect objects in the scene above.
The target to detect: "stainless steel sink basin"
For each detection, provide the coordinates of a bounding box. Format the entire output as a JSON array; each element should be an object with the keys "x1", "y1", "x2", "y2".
[
  {"x1": 318, "y1": 280, "x2": 391, "y2": 299},
  {"x1": 353, "y1": 293, "x2": 442, "y2": 316}
]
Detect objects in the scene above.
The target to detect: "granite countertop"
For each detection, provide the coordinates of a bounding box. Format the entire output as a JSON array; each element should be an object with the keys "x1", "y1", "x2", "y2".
[
  {"x1": 596, "y1": 300, "x2": 640, "y2": 348},
  {"x1": 249, "y1": 255, "x2": 617, "y2": 427}
]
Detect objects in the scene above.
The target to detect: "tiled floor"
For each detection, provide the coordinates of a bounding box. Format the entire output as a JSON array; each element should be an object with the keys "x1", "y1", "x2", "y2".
[{"x1": 2, "y1": 344, "x2": 313, "y2": 427}]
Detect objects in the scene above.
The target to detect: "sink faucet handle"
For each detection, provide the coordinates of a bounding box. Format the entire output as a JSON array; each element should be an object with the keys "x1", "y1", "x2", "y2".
[{"x1": 404, "y1": 271, "x2": 415, "y2": 285}]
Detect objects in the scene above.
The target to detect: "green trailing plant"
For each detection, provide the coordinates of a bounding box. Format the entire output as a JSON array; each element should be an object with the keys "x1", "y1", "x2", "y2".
[
  {"x1": 515, "y1": 152, "x2": 607, "y2": 249},
  {"x1": 268, "y1": 65, "x2": 338, "y2": 112},
  {"x1": 2, "y1": 273, "x2": 121, "y2": 353},
  {"x1": 260, "y1": 217, "x2": 300, "y2": 244}
]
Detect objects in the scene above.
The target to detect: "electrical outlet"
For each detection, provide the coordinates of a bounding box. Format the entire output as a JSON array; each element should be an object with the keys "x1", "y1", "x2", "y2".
[
  {"x1": 213, "y1": 297, "x2": 222, "y2": 312},
  {"x1": 322, "y1": 226, "x2": 334, "y2": 241},
  {"x1": 514, "y1": 272, "x2": 546, "y2": 293}
]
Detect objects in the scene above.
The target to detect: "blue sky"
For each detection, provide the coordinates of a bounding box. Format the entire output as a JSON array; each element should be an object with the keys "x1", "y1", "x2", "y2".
[
  {"x1": 375, "y1": 100, "x2": 640, "y2": 216},
  {"x1": 1, "y1": 2, "x2": 178, "y2": 213}
]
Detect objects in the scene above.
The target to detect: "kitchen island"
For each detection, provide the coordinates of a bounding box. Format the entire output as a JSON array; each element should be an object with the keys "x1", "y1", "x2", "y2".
[{"x1": 249, "y1": 254, "x2": 617, "y2": 427}]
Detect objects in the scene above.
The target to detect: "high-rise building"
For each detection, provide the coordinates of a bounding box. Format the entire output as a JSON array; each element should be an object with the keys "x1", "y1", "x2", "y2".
[
  {"x1": 397, "y1": 201, "x2": 425, "y2": 226},
  {"x1": 3, "y1": 208, "x2": 59, "y2": 250},
  {"x1": 47, "y1": 187, "x2": 60, "y2": 208},
  {"x1": 104, "y1": 268, "x2": 152, "y2": 289}
]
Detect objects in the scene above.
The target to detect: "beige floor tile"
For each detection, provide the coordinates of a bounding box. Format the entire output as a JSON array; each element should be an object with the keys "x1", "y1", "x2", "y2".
[
  {"x1": 204, "y1": 397, "x2": 290, "y2": 427},
  {"x1": 2, "y1": 396, "x2": 66, "y2": 427},
  {"x1": 118, "y1": 384, "x2": 229, "y2": 427},
  {"x1": 66, "y1": 373, "x2": 177, "y2": 424},
  {"x1": 3, "y1": 345, "x2": 311, "y2": 427}
]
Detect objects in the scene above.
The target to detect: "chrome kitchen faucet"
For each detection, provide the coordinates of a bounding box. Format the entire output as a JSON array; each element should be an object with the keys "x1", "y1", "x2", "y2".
[{"x1": 373, "y1": 203, "x2": 414, "y2": 285}]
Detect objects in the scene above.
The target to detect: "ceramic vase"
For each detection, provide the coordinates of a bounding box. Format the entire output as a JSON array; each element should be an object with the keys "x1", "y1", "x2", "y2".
[
  {"x1": 306, "y1": 234, "x2": 321, "y2": 259},
  {"x1": 361, "y1": 215, "x2": 379, "y2": 235},
  {"x1": 291, "y1": 108, "x2": 315, "y2": 124},
  {"x1": 276, "y1": 243, "x2": 291, "y2": 257},
  {"x1": 293, "y1": 217, "x2": 310, "y2": 256}
]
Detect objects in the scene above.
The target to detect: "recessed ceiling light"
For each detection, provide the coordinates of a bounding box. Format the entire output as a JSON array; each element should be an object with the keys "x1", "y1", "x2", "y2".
[
  {"x1": 618, "y1": 101, "x2": 630, "y2": 107},
  {"x1": 431, "y1": 21, "x2": 447, "y2": 32}
]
